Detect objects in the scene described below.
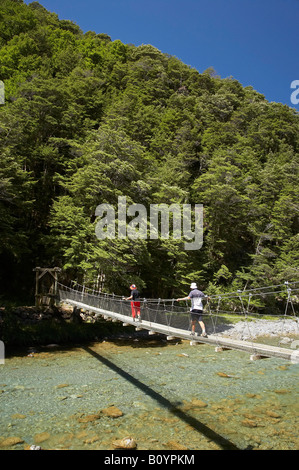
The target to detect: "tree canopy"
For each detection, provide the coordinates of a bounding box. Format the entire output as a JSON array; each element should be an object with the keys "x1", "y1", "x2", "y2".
[{"x1": 0, "y1": 0, "x2": 298, "y2": 302}]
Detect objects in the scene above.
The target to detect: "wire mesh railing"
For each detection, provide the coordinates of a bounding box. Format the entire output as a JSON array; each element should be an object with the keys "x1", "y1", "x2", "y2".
[
  {"x1": 58, "y1": 283, "x2": 193, "y2": 332},
  {"x1": 58, "y1": 281, "x2": 299, "y2": 341}
]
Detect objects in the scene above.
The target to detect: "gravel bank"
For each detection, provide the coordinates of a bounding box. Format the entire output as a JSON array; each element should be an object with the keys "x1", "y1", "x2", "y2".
[{"x1": 217, "y1": 318, "x2": 299, "y2": 341}]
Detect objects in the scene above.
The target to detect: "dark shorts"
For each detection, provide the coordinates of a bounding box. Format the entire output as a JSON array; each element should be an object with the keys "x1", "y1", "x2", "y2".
[{"x1": 190, "y1": 309, "x2": 203, "y2": 321}]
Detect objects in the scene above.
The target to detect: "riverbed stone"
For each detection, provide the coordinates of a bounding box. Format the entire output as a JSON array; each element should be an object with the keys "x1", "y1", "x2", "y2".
[
  {"x1": 164, "y1": 440, "x2": 188, "y2": 450},
  {"x1": 0, "y1": 436, "x2": 24, "y2": 447},
  {"x1": 181, "y1": 398, "x2": 208, "y2": 411},
  {"x1": 112, "y1": 437, "x2": 137, "y2": 449},
  {"x1": 102, "y1": 406, "x2": 123, "y2": 418},
  {"x1": 265, "y1": 410, "x2": 281, "y2": 419},
  {"x1": 78, "y1": 413, "x2": 101, "y2": 423},
  {"x1": 34, "y1": 432, "x2": 51, "y2": 444},
  {"x1": 84, "y1": 435, "x2": 100, "y2": 444},
  {"x1": 11, "y1": 413, "x2": 26, "y2": 419},
  {"x1": 241, "y1": 418, "x2": 258, "y2": 428}
]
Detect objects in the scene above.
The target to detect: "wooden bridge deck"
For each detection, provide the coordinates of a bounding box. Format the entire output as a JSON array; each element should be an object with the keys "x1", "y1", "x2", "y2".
[{"x1": 63, "y1": 298, "x2": 297, "y2": 362}]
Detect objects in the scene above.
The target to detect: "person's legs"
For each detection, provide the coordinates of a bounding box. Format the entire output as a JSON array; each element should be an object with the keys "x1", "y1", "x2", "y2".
[
  {"x1": 190, "y1": 312, "x2": 198, "y2": 334},
  {"x1": 191, "y1": 310, "x2": 207, "y2": 336},
  {"x1": 132, "y1": 302, "x2": 141, "y2": 321},
  {"x1": 190, "y1": 311, "x2": 208, "y2": 336},
  {"x1": 135, "y1": 302, "x2": 141, "y2": 319},
  {"x1": 131, "y1": 301, "x2": 136, "y2": 319},
  {"x1": 199, "y1": 320, "x2": 207, "y2": 336}
]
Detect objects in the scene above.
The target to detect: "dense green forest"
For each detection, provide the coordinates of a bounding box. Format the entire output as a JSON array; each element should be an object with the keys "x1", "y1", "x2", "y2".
[{"x1": 0, "y1": 0, "x2": 298, "y2": 303}]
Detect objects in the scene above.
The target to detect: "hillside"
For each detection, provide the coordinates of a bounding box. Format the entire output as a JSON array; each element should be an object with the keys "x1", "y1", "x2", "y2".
[{"x1": 0, "y1": 0, "x2": 298, "y2": 301}]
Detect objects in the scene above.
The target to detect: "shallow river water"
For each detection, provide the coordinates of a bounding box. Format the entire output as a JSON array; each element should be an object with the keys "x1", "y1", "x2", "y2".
[{"x1": 0, "y1": 334, "x2": 298, "y2": 451}]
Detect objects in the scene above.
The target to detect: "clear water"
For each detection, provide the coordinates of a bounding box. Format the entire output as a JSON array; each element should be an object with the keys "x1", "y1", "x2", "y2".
[{"x1": 0, "y1": 335, "x2": 298, "y2": 450}]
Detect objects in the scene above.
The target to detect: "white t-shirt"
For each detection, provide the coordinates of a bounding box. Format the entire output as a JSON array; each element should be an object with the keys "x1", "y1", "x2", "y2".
[{"x1": 189, "y1": 289, "x2": 205, "y2": 311}]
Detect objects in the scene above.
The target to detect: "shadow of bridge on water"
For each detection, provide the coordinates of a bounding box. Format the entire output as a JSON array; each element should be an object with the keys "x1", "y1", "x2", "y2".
[{"x1": 83, "y1": 346, "x2": 241, "y2": 451}]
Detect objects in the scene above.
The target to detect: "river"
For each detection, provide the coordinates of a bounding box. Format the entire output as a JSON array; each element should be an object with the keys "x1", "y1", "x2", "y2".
[{"x1": 0, "y1": 333, "x2": 298, "y2": 450}]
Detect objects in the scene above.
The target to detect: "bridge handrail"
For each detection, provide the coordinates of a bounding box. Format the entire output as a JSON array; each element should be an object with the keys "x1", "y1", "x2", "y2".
[
  {"x1": 60, "y1": 280, "x2": 299, "y2": 301},
  {"x1": 57, "y1": 280, "x2": 298, "y2": 337}
]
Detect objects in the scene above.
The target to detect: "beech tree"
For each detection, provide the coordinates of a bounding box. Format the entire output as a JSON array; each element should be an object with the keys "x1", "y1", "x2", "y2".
[{"x1": 0, "y1": 0, "x2": 298, "y2": 301}]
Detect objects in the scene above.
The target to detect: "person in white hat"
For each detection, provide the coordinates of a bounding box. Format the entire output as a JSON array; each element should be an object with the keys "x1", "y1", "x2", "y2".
[{"x1": 177, "y1": 282, "x2": 208, "y2": 337}]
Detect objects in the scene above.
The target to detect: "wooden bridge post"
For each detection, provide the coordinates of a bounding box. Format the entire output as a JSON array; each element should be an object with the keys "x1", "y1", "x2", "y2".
[{"x1": 33, "y1": 267, "x2": 61, "y2": 307}]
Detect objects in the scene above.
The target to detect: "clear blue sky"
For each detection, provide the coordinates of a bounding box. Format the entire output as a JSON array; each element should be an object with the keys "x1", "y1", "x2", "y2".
[{"x1": 24, "y1": 0, "x2": 299, "y2": 109}]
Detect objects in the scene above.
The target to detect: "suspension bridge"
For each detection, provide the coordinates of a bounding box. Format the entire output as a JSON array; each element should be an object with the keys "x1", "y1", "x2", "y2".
[{"x1": 58, "y1": 281, "x2": 299, "y2": 362}]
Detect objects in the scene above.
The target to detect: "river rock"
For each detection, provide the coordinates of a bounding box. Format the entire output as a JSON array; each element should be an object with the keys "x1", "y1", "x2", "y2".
[
  {"x1": 182, "y1": 398, "x2": 207, "y2": 411},
  {"x1": 217, "y1": 372, "x2": 239, "y2": 378},
  {"x1": 265, "y1": 410, "x2": 281, "y2": 419},
  {"x1": 165, "y1": 440, "x2": 188, "y2": 450},
  {"x1": 55, "y1": 383, "x2": 69, "y2": 389},
  {"x1": 102, "y1": 406, "x2": 123, "y2": 418},
  {"x1": 11, "y1": 413, "x2": 26, "y2": 419},
  {"x1": 0, "y1": 437, "x2": 24, "y2": 447},
  {"x1": 78, "y1": 413, "x2": 101, "y2": 423},
  {"x1": 34, "y1": 432, "x2": 50, "y2": 444},
  {"x1": 84, "y1": 436, "x2": 100, "y2": 444},
  {"x1": 217, "y1": 372, "x2": 231, "y2": 378},
  {"x1": 112, "y1": 437, "x2": 137, "y2": 449},
  {"x1": 191, "y1": 398, "x2": 208, "y2": 408},
  {"x1": 241, "y1": 418, "x2": 258, "y2": 428}
]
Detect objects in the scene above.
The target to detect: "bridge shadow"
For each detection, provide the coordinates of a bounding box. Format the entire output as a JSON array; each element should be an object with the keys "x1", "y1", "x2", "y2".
[
  {"x1": 108, "y1": 334, "x2": 182, "y2": 349},
  {"x1": 83, "y1": 346, "x2": 240, "y2": 451}
]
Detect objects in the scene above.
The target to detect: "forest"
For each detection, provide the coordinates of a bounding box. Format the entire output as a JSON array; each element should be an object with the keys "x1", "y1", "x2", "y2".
[{"x1": 0, "y1": 0, "x2": 298, "y2": 304}]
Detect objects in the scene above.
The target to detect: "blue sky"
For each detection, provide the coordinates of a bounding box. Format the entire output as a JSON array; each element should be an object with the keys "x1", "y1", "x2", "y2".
[{"x1": 24, "y1": 0, "x2": 299, "y2": 109}]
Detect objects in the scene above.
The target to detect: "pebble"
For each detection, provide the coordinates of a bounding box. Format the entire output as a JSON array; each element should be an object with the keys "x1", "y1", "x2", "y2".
[
  {"x1": 11, "y1": 414, "x2": 26, "y2": 419},
  {"x1": 165, "y1": 440, "x2": 188, "y2": 450},
  {"x1": 265, "y1": 411, "x2": 281, "y2": 419},
  {"x1": 55, "y1": 384, "x2": 69, "y2": 389},
  {"x1": 241, "y1": 419, "x2": 258, "y2": 428},
  {"x1": 217, "y1": 372, "x2": 239, "y2": 378},
  {"x1": 112, "y1": 437, "x2": 137, "y2": 449}
]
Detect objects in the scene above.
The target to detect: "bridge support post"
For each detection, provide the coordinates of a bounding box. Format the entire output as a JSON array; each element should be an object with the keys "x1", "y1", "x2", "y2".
[
  {"x1": 215, "y1": 346, "x2": 231, "y2": 352},
  {"x1": 250, "y1": 354, "x2": 268, "y2": 361}
]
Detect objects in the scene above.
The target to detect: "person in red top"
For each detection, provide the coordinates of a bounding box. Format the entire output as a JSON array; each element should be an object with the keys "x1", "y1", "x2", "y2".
[{"x1": 125, "y1": 284, "x2": 141, "y2": 321}]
